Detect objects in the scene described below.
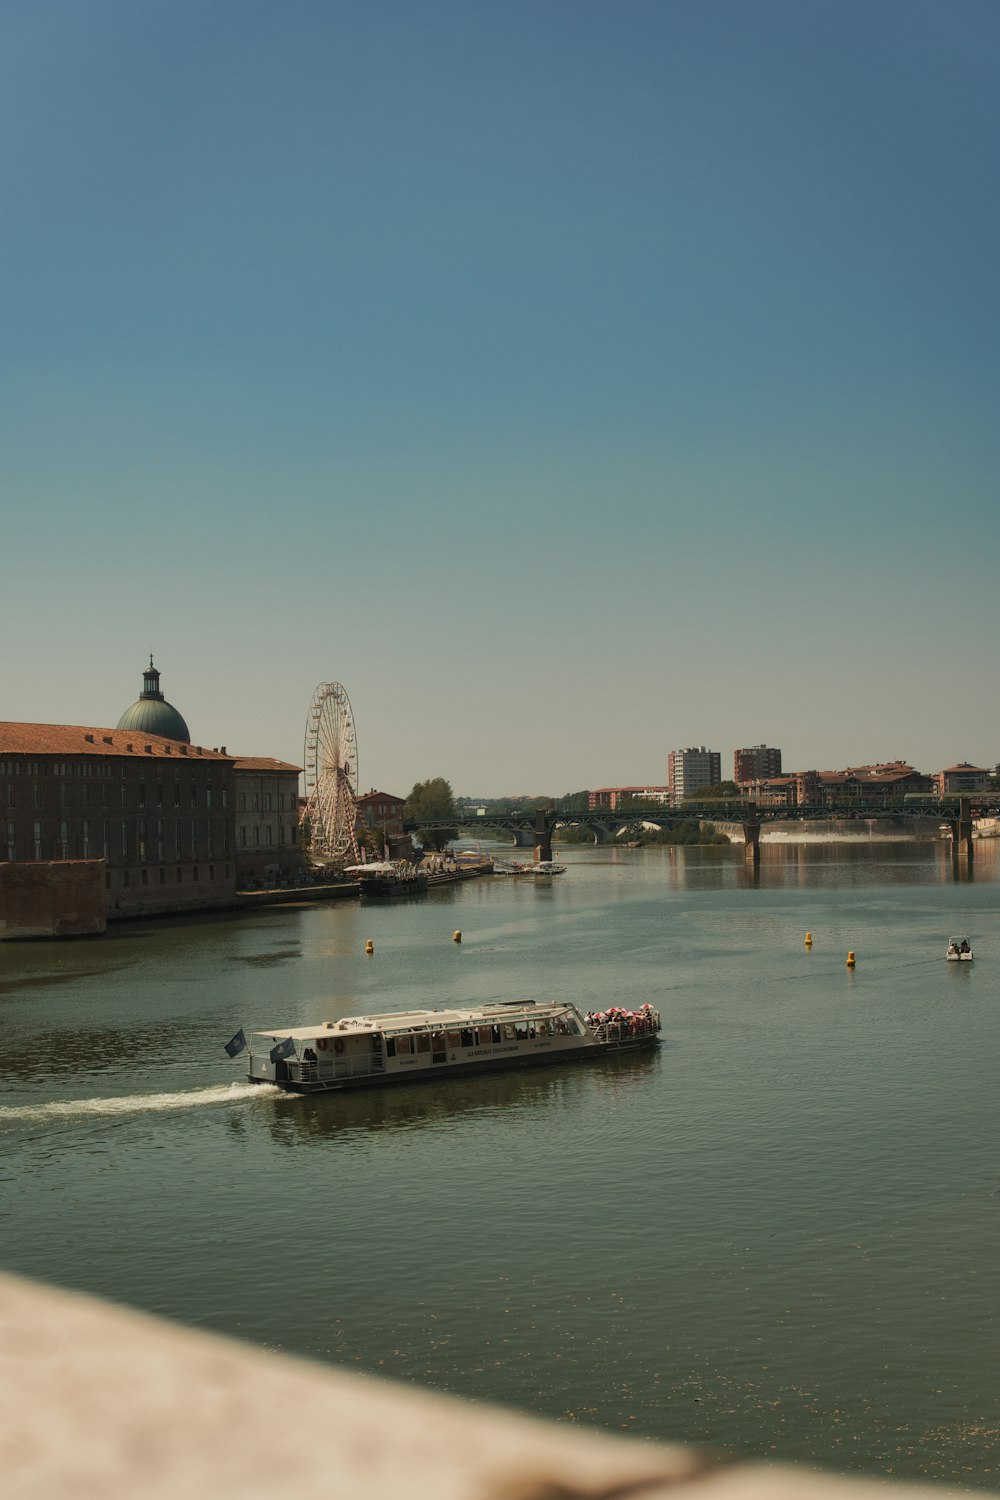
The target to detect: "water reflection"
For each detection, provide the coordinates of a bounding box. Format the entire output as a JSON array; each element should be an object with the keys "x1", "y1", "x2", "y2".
[
  {"x1": 0, "y1": 1021, "x2": 215, "y2": 1084},
  {"x1": 264, "y1": 1051, "x2": 661, "y2": 1147}
]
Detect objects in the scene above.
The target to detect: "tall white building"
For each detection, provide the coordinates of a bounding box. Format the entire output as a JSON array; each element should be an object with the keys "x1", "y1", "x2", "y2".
[{"x1": 667, "y1": 746, "x2": 721, "y2": 804}]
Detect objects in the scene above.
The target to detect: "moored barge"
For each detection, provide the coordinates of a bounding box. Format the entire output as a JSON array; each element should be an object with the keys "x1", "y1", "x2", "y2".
[{"x1": 241, "y1": 1000, "x2": 660, "y2": 1093}]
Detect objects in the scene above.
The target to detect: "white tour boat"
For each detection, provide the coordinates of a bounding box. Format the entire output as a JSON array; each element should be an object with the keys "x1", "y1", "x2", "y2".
[
  {"x1": 233, "y1": 1000, "x2": 660, "y2": 1094},
  {"x1": 946, "y1": 938, "x2": 973, "y2": 961}
]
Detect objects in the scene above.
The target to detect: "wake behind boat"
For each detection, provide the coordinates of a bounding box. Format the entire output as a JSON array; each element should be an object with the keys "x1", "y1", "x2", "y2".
[{"x1": 229, "y1": 1000, "x2": 660, "y2": 1093}]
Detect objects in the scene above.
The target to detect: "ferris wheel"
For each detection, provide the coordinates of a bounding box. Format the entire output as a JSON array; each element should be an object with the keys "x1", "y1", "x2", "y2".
[{"x1": 301, "y1": 681, "x2": 361, "y2": 864}]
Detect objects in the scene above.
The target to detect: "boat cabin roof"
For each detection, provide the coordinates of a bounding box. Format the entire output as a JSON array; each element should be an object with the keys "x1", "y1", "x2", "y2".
[{"x1": 251, "y1": 1000, "x2": 576, "y2": 1041}]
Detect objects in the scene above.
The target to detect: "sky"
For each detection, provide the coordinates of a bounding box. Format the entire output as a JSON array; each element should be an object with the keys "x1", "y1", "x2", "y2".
[{"x1": 3, "y1": 0, "x2": 999, "y2": 796}]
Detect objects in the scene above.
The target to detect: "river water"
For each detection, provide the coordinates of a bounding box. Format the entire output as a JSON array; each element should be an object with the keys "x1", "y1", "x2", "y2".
[{"x1": 2, "y1": 840, "x2": 998, "y2": 1490}]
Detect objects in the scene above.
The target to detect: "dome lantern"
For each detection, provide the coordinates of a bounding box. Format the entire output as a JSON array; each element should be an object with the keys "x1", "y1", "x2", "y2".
[{"x1": 116, "y1": 657, "x2": 191, "y2": 743}]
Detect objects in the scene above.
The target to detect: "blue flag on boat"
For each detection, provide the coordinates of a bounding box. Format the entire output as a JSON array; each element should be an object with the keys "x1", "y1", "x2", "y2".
[
  {"x1": 223, "y1": 1027, "x2": 247, "y2": 1058},
  {"x1": 269, "y1": 1036, "x2": 295, "y2": 1063}
]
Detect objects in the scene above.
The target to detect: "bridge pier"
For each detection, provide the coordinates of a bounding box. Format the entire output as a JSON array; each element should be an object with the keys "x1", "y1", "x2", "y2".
[
  {"x1": 948, "y1": 797, "x2": 974, "y2": 863},
  {"x1": 534, "y1": 808, "x2": 553, "y2": 864},
  {"x1": 741, "y1": 807, "x2": 761, "y2": 865}
]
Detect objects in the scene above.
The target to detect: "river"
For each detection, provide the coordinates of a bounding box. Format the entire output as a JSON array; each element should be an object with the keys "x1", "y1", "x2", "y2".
[{"x1": 1, "y1": 840, "x2": 998, "y2": 1490}]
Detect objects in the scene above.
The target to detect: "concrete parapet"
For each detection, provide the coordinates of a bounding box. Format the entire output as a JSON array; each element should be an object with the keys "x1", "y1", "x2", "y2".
[{"x1": 0, "y1": 1271, "x2": 972, "y2": 1499}]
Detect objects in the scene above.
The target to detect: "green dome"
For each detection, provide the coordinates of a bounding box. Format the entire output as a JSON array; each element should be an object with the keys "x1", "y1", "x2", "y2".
[{"x1": 117, "y1": 658, "x2": 191, "y2": 743}]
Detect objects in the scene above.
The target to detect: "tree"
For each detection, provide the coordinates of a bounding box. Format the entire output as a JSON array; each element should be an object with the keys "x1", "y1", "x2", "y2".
[
  {"x1": 686, "y1": 780, "x2": 741, "y2": 802},
  {"x1": 405, "y1": 778, "x2": 456, "y2": 851}
]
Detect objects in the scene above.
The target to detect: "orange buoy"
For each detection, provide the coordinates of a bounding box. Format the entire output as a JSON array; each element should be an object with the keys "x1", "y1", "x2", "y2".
[
  {"x1": 846, "y1": 950, "x2": 856, "y2": 968},
  {"x1": 804, "y1": 932, "x2": 813, "y2": 947},
  {"x1": 365, "y1": 939, "x2": 374, "y2": 955},
  {"x1": 453, "y1": 930, "x2": 462, "y2": 943}
]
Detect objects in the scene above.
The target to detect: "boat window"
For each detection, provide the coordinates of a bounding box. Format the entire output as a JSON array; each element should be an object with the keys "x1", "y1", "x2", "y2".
[
  {"x1": 460, "y1": 1028, "x2": 475, "y2": 1047},
  {"x1": 415, "y1": 1033, "x2": 430, "y2": 1054},
  {"x1": 385, "y1": 1036, "x2": 396, "y2": 1058},
  {"x1": 491, "y1": 1024, "x2": 502, "y2": 1043},
  {"x1": 396, "y1": 1035, "x2": 412, "y2": 1055},
  {"x1": 447, "y1": 1030, "x2": 462, "y2": 1048},
  {"x1": 503, "y1": 1024, "x2": 517, "y2": 1041},
  {"x1": 515, "y1": 1022, "x2": 528, "y2": 1040},
  {"x1": 477, "y1": 1026, "x2": 492, "y2": 1045},
  {"x1": 536, "y1": 1019, "x2": 549, "y2": 1037}
]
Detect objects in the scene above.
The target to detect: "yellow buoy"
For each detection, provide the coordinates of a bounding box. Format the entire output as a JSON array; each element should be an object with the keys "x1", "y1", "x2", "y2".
[
  {"x1": 453, "y1": 930, "x2": 462, "y2": 943},
  {"x1": 804, "y1": 932, "x2": 813, "y2": 947},
  {"x1": 365, "y1": 939, "x2": 374, "y2": 954},
  {"x1": 846, "y1": 950, "x2": 856, "y2": 968}
]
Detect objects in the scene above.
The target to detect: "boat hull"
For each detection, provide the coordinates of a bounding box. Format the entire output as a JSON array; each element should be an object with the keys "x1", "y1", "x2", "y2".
[{"x1": 252, "y1": 1033, "x2": 659, "y2": 1093}]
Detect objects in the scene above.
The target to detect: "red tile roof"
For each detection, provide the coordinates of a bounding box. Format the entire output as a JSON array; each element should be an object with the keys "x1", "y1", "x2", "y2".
[
  {"x1": 231, "y1": 756, "x2": 302, "y2": 773},
  {"x1": 0, "y1": 722, "x2": 233, "y2": 760}
]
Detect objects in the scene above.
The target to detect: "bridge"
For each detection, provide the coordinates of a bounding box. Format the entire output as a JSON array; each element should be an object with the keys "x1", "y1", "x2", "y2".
[{"x1": 405, "y1": 797, "x2": 1000, "y2": 863}]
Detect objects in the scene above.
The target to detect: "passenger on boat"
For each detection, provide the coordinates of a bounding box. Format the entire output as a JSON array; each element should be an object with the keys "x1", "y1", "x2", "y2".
[
  {"x1": 960, "y1": 939, "x2": 971, "y2": 953},
  {"x1": 947, "y1": 942, "x2": 960, "y2": 957}
]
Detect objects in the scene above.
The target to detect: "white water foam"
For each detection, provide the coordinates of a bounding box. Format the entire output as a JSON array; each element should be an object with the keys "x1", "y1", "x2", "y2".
[{"x1": 0, "y1": 1081, "x2": 281, "y2": 1123}]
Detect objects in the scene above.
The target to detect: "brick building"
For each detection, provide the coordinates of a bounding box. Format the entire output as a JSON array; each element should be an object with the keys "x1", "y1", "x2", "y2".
[
  {"x1": 935, "y1": 763, "x2": 992, "y2": 794},
  {"x1": 588, "y1": 787, "x2": 670, "y2": 811},
  {"x1": 1, "y1": 659, "x2": 306, "y2": 930},
  {"x1": 734, "y1": 745, "x2": 782, "y2": 784},
  {"x1": 233, "y1": 757, "x2": 305, "y2": 886},
  {"x1": 0, "y1": 722, "x2": 236, "y2": 920}
]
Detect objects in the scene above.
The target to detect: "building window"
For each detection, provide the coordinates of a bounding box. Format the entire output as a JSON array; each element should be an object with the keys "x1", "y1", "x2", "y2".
[
  {"x1": 239, "y1": 793, "x2": 245, "y2": 811},
  {"x1": 239, "y1": 827, "x2": 247, "y2": 848},
  {"x1": 123, "y1": 869, "x2": 130, "y2": 887},
  {"x1": 138, "y1": 783, "x2": 146, "y2": 808},
  {"x1": 208, "y1": 864, "x2": 215, "y2": 881},
  {"x1": 141, "y1": 868, "x2": 148, "y2": 885},
  {"x1": 206, "y1": 788, "x2": 212, "y2": 809},
  {"x1": 264, "y1": 793, "x2": 272, "y2": 812},
  {"x1": 82, "y1": 821, "x2": 91, "y2": 858},
  {"x1": 6, "y1": 822, "x2": 15, "y2": 861},
  {"x1": 121, "y1": 821, "x2": 128, "y2": 858},
  {"x1": 156, "y1": 782, "x2": 163, "y2": 807},
  {"x1": 176, "y1": 867, "x2": 182, "y2": 883},
  {"x1": 265, "y1": 826, "x2": 272, "y2": 845},
  {"x1": 278, "y1": 792, "x2": 284, "y2": 811},
  {"x1": 191, "y1": 819, "x2": 197, "y2": 858},
  {"x1": 33, "y1": 821, "x2": 43, "y2": 859},
  {"x1": 193, "y1": 866, "x2": 199, "y2": 881},
  {"x1": 190, "y1": 785, "x2": 197, "y2": 806},
  {"x1": 222, "y1": 789, "x2": 228, "y2": 809},
  {"x1": 252, "y1": 793, "x2": 259, "y2": 812},
  {"x1": 33, "y1": 785, "x2": 41, "y2": 809},
  {"x1": 59, "y1": 820, "x2": 69, "y2": 858},
  {"x1": 174, "y1": 784, "x2": 181, "y2": 807},
  {"x1": 253, "y1": 826, "x2": 260, "y2": 846},
  {"x1": 103, "y1": 821, "x2": 110, "y2": 857},
  {"x1": 138, "y1": 818, "x2": 146, "y2": 860},
  {"x1": 159, "y1": 868, "x2": 166, "y2": 884},
  {"x1": 101, "y1": 784, "x2": 110, "y2": 808},
  {"x1": 121, "y1": 783, "x2": 128, "y2": 807}
]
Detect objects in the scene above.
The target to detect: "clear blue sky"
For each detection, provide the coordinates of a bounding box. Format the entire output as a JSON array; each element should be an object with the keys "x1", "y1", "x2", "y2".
[{"x1": 3, "y1": 0, "x2": 998, "y2": 795}]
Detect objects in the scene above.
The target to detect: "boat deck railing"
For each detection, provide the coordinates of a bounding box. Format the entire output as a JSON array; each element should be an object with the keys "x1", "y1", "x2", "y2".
[{"x1": 589, "y1": 1019, "x2": 660, "y2": 1045}]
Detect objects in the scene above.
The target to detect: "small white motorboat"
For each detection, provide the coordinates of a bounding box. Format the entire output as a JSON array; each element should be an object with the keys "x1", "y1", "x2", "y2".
[{"x1": 946, "y1": 938, "x2": 973, "y2": 961}]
